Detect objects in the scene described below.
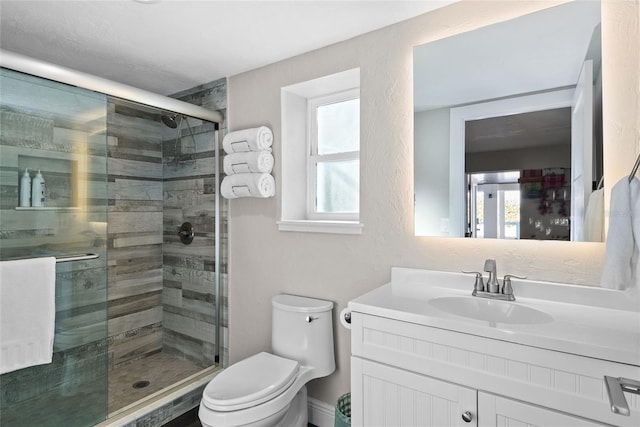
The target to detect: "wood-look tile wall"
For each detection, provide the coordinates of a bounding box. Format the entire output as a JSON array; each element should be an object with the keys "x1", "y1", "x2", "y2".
[
  {"x1": 106, "y1": 100, "x2": 165, "y2": 369},
  {"x1": 163, "y1": 78, "x2": 229, "y2": 368},
  {"x1": 106, "y1": 78, "x2": 228, "y2": 371}
]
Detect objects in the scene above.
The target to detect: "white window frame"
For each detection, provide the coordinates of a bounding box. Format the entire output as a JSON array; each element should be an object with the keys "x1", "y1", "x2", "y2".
[
  {"x1": 306, "y1": 89, "x2": 360, "y2": 221},
  {"x1": 278, "y1": 68, "x2": 363, "y2": 235}
]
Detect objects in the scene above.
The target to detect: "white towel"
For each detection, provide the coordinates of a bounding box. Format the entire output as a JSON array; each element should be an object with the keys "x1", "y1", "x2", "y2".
[
  {"x1": 221, "y1": 173, "x2": 275, "y2": 199},
  {"x1": 222, "y1": 126, "x2": 273, "y2": 154},
  {"x1": 601, "y1": 177, "x2": 640, "y2": 290},
  {"x1": 224, "y1": 151, "x2": 274, "y2": 175},
  {"x1": 631, "y1": 178, "x2": 640, "y2": 291},
  {"x1": 584, "y1": 188, "x2": 604, "y2": 242},
  {"x1": 0, "y1": 257, "x2": 56, "y2": 374}
]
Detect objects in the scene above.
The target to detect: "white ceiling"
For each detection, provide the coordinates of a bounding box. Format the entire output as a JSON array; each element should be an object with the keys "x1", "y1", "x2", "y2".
[
  {"x1": 465, "y1": 108, "x2": 572, "y2": 153},
  {"x1": 0, "y1": 0, "x2": 458, "y2": 95}
]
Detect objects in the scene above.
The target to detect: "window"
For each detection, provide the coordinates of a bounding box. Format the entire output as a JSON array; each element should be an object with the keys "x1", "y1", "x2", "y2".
[
  {"x1": 279, "y1": 68, "x2": 362, "y2": 234},
  {"x1": 307, "y1": 90, "x2": 359, "y2": 220}
]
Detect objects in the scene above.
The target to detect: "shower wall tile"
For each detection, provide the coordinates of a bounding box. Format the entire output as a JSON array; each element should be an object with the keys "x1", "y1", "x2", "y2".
[
  {"x1": 108, "y1": 158, "x2": 163, "y2": 179},
  {"x1": 171, "y1": 79, "x2": 227, "y2": 113},
  {"x1": 0, "y1": 108, "x2": 54, "y2": 147},
  {"x1": 162, "y1": 329, "x2": 216, "y2": 368},
  {"x1": 163, "y1": 311, "x2": 214, "y2": 343},
  {"x1": 109, "y1": 211, "x2": 164, "y2": 233},
  {"x1": 0, "y1": 338, "x2": 108, "y2": 424},
  {"x1": 109, "y1": 200, "x2": 164, "y2": 212},
  {"x1": 111, "y1": 178, "x2": 164, "y2": 201},
  {"x1": 162, "y1": 78, "x2": 229, "y2": 369},
  {"x1": 108, "y1": 290, "x2": 163, "y2": 318},
  {"x1": 107, "y1": 323, "x2": 163, "y2": 369},
  {"x1": 112, "y1": 233, "x2": 164, "y2": 249},
  {"x1": 109, "y1": 306, "x2": 163, "y2": 336},
  {"x1": 107, "y1": 99, "x2": 165, "y2": 369}
]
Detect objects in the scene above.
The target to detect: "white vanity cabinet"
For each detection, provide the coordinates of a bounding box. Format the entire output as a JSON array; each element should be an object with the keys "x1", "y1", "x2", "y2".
[
  {"x1": 350, "y1": 312, "x2": 640, "y2": 427},
  {"x1": 352, "y1": 356, "x2": 604, "y2": 427},
  {"x1": 478, "y1": 392, "x2": 604, "y2": 426},
  {"x1": 352, "y1": 357, "x2": 477, "y2": 426}
]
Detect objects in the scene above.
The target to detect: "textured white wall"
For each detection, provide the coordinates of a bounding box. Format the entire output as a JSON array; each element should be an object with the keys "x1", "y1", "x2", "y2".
[{"x1": 227, "y1": 0, "x2": 639, "y2": 406}]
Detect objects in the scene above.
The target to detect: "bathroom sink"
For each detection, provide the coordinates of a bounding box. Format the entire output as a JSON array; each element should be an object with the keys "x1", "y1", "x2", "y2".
[{"x1": 428, "y1": 296, "x2": 554, "y2": 324}]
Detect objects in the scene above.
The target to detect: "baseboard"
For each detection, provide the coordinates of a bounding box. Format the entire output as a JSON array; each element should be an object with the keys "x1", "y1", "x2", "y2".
[{"x1": 308, "y1": 397, "x2": 335, "y2": 427}]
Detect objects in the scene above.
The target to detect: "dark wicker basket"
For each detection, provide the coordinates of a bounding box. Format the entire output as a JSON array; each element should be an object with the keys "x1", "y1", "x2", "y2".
[{"x1": 334, "y1": 392, "x2": 351, "y2": 427}]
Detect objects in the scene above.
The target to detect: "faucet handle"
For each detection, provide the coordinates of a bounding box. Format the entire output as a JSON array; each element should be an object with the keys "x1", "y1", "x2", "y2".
[
  {"x1": 462, "y1": 271, "x2": 485, "y2": 292},
  {"x1": 502, "y1": 274, "x2": 527, "y2": 296}
]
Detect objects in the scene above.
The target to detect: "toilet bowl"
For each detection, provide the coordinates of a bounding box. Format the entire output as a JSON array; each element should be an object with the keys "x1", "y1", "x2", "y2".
[{"x1": 199, "y1": 294, "x2": 335, "y2": 427}]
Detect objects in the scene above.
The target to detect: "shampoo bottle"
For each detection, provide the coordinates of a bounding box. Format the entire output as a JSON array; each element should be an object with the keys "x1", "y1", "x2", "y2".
[
  {"x1": 31, "y1": 170, "x2": 45, "y2": 207},
  {"x1": 19, "y1": 168, "x2": 31, "y2": 207}
]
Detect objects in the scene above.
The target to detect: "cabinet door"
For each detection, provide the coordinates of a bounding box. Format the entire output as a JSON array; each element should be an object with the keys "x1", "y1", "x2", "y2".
[
  {"x1": 478, "y1": 392, "x2": 609, "y2": 427},
  {"x1": 352, "y1": 357, "x2": 477, "y2": 427}
]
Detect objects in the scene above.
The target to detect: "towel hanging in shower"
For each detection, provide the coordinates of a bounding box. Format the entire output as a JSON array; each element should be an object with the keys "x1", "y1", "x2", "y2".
[{"x1": 0, "y1": 257, "x2": 56, "y2": 374}]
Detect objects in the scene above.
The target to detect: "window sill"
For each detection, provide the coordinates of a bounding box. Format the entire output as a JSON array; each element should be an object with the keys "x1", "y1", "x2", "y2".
[{"x1": 277, "y1": 219, "x2": 363, "y2": 235}]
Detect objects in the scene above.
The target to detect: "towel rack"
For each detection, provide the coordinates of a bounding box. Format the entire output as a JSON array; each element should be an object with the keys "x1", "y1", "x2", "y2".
[
  {"x1": 628, "y1": 153, "x2": 640, "y2": 183},
  {"x1": 55, "y1": 253, "x2": 99, "y2": 263},
  {"x1": 2, "y1": 253, "x2": 99, "y2": 263}
]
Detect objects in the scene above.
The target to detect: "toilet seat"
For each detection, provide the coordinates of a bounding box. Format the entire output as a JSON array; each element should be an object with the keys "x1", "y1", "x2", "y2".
[{"x1": 202, "y1": 352, "x2": 299, "y2": 412}]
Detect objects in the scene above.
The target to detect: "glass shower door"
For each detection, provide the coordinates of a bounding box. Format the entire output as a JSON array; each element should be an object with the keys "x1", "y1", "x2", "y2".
[{"x1": 0, "y1": 68, "x2": 109, "y2": 426}]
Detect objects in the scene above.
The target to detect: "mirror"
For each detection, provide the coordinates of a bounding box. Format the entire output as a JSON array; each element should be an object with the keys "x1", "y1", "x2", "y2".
[{"x1": 414, "y1": 1, "x2": 602, "y2": 241}]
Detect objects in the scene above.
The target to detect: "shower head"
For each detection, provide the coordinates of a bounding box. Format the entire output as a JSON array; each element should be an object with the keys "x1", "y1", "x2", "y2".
[
  {"x1": 163, "y1": 113, "x2": 198, "y2": 169},
  {"x1": 161, "y1": 114, "x2": 181, "y2": 129}
]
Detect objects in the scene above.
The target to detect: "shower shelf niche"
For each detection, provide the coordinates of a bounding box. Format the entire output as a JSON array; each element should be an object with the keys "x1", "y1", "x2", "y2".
[{"x1": 16, "y1": 155, "x2": 79, "y2": 209}]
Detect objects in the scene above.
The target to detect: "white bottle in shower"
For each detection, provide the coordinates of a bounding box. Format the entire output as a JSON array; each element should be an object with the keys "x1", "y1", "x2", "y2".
[
  {"x1": 19, "y1": 168, "x2": 31, "y2": 207},
  {"x1": 31, "y1": 169, "x2": 45, "y2": 207}
]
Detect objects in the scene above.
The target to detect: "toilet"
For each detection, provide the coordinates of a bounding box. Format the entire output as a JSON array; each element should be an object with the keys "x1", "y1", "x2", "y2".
[{"x1": 199, "y1": 294, "x2": 335, "y2": 427}]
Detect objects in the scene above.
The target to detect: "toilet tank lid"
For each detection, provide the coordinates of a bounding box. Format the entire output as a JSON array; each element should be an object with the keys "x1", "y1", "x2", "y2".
[{"x1": 272, "y1": 294, "x2": 333, "y2": 313}]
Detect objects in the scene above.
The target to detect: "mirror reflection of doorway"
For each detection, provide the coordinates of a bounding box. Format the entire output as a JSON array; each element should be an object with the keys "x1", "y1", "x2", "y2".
[
  {"x1": 468, "y1": 172, "x2": 521, "y2": 239},
  {"x1": 467, "y1": 169, "x2": 573, "y2": 240}
]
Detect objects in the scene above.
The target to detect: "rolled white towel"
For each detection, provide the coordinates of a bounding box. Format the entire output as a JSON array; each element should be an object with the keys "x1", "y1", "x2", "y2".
[
  {"x1": 222, "y1": 126, "x2": 273, "y2": 153},
  {"x1": 224, "y1": 151, "x2": 274, "y2": 175},
  {"x1": 221, "y1": 173, "x2": 275, "y2": 199}
]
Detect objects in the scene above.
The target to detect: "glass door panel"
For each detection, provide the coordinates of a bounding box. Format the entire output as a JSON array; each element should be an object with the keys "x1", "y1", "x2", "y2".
[{"x1": 0, "y1": 68, "x2": 109, "y2": 426}]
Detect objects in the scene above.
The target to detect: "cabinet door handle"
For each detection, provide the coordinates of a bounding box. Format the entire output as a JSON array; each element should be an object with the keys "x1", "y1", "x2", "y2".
[
  {"x1": 604, "y1": 376, "x2": 640, "y2": 416},
  {"x1": 461, "y1": 410, "x2": 473, "y2": 422}
]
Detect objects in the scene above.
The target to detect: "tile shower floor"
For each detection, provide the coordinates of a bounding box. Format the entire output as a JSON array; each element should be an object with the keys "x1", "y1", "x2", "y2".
[{"x1": 109, "y1": 352, "x2": 203, "y2": 414}]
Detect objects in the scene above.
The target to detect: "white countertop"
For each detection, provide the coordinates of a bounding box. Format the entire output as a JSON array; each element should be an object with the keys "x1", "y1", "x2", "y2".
[{"x1": 349, "y1": 268, "x2": 640, "y2": 366}]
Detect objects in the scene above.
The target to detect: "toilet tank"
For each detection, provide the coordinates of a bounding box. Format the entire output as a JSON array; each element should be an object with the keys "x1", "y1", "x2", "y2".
[{"x1": 271, "y1": 294, "x2": 335, "y2": 379}]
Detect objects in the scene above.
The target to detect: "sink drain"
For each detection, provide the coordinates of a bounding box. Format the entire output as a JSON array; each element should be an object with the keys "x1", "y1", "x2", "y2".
[{"x1": 132, "y1": 380, "x2": 150, "y2": 389}]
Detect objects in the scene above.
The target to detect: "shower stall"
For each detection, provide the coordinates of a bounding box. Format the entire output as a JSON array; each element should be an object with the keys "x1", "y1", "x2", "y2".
[{"x1": 0, "y1": 59, "x2": 228, "y2": 426}]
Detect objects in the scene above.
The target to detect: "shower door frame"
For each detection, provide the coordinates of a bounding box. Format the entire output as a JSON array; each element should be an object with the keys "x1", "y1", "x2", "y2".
[
  {"x1": 1, "y1": 49, "x2": 225, "y2": 391},
  {"x1": 0, "y1": 50, "x2": 222, "y2": 124}
]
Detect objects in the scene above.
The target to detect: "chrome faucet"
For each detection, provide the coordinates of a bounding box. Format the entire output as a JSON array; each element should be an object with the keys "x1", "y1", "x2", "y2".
[
  {"x1": 463, "y1": 259, "x2": 525, "y2": 302},
  {"x1": 484, "y1": 259, "x2": 499, "y2": 293}
]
